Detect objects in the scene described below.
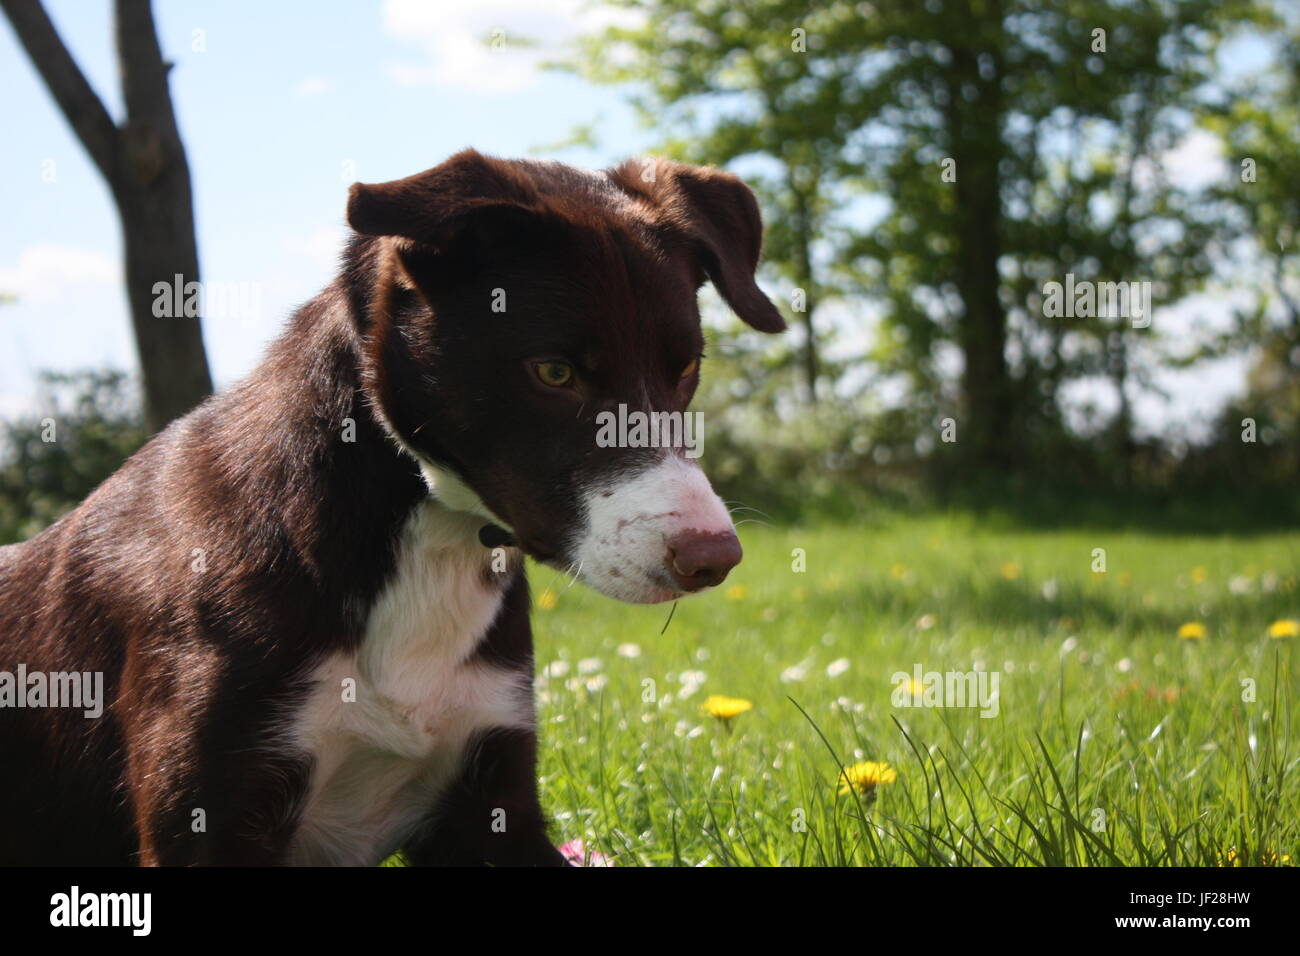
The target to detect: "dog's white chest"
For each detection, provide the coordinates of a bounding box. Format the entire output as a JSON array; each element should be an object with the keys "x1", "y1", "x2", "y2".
[{"x1": 285, "y1": 505, "x2": 531, "y2": 866}]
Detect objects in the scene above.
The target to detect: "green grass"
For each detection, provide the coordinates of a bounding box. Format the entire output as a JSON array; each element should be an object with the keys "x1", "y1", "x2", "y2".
[{"x1": 526, "y1": 514, "x2": 1300, "y2": 866}]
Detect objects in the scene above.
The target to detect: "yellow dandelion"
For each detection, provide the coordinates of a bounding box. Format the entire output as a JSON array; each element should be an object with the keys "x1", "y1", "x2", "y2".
[
  {"x1": 1177, "y1": 621, "x2": 1207, "y2": 640},
  {"x1": 1218, "y1": 847, "x2": 1291, "y2": 867},
  {"x1": 725, "y1": 585, "x2": 748, "y2": 601},
  {"x1": 1191, "y1": 566, "x2": 1208, "y2": 584},
  {"x1": 537, "y1": 589, "x2": 558, "y2": 610},
  {"x1": 701, "y1": 695, "x2": 753, "y2": 721},
  {"x1": 836, "y1": 761, "x2": 898, "y2": 796},
  {"x1": 905, "y1": 677, "x2": 925, "y2": 699},
  {"x1": 999, "y1": 562, "x2": 1022, "y2": 581},
  {"x1": 889, "y1": 563, "x2": 908, "y2": 580},
  {"x1": 1267, "y1": 619, "x2": 1299, "y2": 639}
]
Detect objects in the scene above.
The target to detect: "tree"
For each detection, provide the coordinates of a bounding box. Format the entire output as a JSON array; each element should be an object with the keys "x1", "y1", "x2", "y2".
[
  {"x1": 3, "y1": 0, "x2": 213, "y2": 433},
  {"x1": 569, "y1": 1, "x2": 1246, "y2": 474},
  {"x1": 837, "y1": 0, "x2": 1239, "y2": 473},
  {"x1": 1205, "y1": 6, "x2": 1300, "y2": 374}
]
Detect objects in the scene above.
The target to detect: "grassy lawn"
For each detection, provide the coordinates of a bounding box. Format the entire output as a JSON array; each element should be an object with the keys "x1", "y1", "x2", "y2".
[{"x1": 526, "y1": 514, "x2": 1299, "y2": 866}]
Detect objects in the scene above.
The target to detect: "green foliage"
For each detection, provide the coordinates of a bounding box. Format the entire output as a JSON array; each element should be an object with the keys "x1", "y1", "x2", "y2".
[
  {"x1": 1201, "y1": 10, "x2": 1300, "y2": 374},
  {"x1": 564, "y1": 0, "x2": 1297, "y2": 481},
  {"x1": 0, "y1": 370, "x2": 147, "y2": 544},
  {"x1": 840, "y1": 0, "x2": 1243, "y2": 460}
]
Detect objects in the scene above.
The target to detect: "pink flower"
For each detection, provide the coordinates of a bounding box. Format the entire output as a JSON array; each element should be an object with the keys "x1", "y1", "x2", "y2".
[{"x1": 559, "y1": 839, "x2": 613, "y2": 867}]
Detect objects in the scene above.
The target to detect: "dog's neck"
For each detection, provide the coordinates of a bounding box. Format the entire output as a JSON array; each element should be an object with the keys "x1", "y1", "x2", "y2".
[
  {"x1": 210, "y1": 267, "x2": 500, "y2": 627},
  {"x1": 337, "y1": 235, "x2": 516, "y2": 545}
]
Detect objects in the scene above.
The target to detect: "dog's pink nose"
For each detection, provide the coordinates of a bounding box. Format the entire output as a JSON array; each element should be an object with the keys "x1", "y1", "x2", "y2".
[{"x1": 664, "y1": 530, "x2": 742, "y2": 592}]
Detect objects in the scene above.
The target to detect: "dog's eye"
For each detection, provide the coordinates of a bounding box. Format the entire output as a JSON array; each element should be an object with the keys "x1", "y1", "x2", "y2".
[
  {"x1": 680, "y1": 358, "x2": 699, "y2": 379},
  {"x1": 531, "y1": 361, "x2": 575, "y2": 388}
]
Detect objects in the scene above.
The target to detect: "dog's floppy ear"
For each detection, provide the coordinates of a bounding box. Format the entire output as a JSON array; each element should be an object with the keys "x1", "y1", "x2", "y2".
[
  {"x1": 346, "y1": 149, "x2": 545, "y2": 251},
  {"x1": 608, "y1": 159, "x2": 786, "y2": 333}
]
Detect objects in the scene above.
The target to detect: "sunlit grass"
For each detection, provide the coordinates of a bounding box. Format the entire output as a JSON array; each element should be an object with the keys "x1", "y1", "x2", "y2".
[{"x1": 528, "y1": 516, "x2": 1299, "y2": 866}]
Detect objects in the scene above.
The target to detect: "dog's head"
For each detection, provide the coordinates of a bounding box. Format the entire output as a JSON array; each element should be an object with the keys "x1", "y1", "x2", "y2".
[{"x1": 346, "y1": 150, "x2": 784, "y2": 603}]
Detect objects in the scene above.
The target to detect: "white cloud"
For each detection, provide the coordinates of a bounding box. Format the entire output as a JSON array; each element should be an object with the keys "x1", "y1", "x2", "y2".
[
  {"x1": 292, "y1": 75, "x2": 332, "y2": 97},
  {"x1": 0, "y1": 244, "x2": 118, "y2": 304},
  {"x1": 381, "y1": 0, "x2": 637, "y2": 94}
]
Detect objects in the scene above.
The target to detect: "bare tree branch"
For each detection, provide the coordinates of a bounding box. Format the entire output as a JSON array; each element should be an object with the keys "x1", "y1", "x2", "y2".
[
  {"x1": 115, "y1": 0, "x2": 177, "y2": 129},
  {"x1": 1, "y1": 0, "x2": 119, "y2": 184}
]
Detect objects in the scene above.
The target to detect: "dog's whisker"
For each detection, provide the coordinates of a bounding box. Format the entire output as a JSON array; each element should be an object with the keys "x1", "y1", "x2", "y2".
[
  {"x1": 723, "y1": 501, "x2": 773, "y2": 521},
  {"x1": 564, "y1": 559, "x2": 584, "y2": 589}
]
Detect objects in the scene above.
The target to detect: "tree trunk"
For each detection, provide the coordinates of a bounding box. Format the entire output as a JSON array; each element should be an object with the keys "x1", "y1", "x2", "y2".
[
  {"x1": 790, "y1": 181, "x2": 819, "y2": 404},
  {"x1": 114, "y1": 0, "x2": 212, "y2": 432},
  {"x1": 3, "y1": 0, "x2": 213, "y2": 434},
  {"x1": 946, "y1": 3, "x2": 1012, "y2": 470},
  {"x1": 117, "y1": 187, "x2": 211, "y2": 433},
  {"x1": 952, "y1": 160, "x2": 1010, "y2": 468},
  {"x1": 1109, "y1": 324, "x2": 1134, "y2": 486}
]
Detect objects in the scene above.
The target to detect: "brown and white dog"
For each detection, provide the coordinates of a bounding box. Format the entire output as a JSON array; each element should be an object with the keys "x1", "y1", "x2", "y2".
[{"x1": 0, "y1": 150, "x2": 784, "y2": 866}]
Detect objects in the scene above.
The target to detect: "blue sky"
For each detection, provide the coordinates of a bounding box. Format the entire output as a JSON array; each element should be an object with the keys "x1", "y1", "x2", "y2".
[
  {"x1": 0, "y1": 1, "x2": 1273, "y2": 440},
  {"x1": 0, "y1": 0, "x2": 647, "y2": 411}
]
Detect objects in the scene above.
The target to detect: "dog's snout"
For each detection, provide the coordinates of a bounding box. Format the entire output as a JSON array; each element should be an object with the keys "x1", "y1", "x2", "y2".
[{"x1": 664, "y1": 530, "x2": 742, "y2": 592}]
